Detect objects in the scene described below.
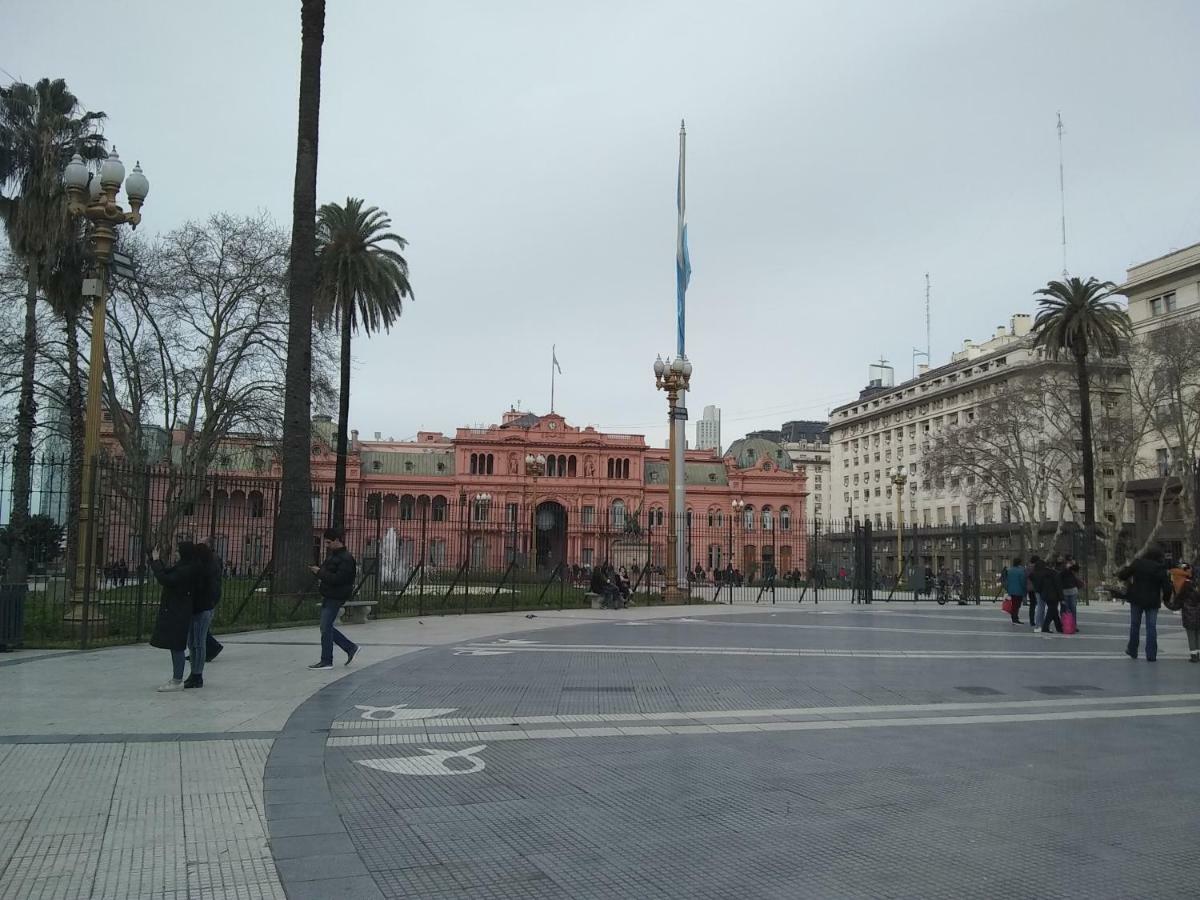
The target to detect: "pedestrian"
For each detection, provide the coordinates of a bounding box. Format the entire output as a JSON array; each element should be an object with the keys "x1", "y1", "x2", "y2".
[
  {"x1": 149, "y1": 541, "x2": 208, "y2": 691},
  {"x1": 1059, "y1": 559, "x2": 1082, "y2": 628},
  {"x1": 1117, "y1": 547, "x2": 1172, "y2": 662},
  {"x1": 1029, "y1": 556, "x2": 1064, "y2": 634},
  {"x1": 1166, "y1": 564, "x2": 1200, "y2": 662},
  {"x1": 1026, "y1": 557, "x2": 1042, "y2": 629},
  {"x1": 1002, "y1": 557, "x2": 1027, "y2": 624},
  {"x1": 309, "y1": 527, "x2": 360, "y2": 669},
  {"x1": 198, "y1": 541, "x2": 224, "y2": 662}
]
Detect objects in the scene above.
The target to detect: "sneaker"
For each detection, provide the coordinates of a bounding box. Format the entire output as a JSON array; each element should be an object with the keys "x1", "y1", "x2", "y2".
[
  {"x1": 308, "y1": 661, "x2": 334, "y2": 670},
  {"x1": 183, "y1": 674, "x2": 203, "y2": 689},
  {"x1": 1125, "y1": 648, "x2": 1137, "y2": 660},
  {"x1": 157, "y1": 679, "x2": 184, "y2": 692},
  {"x1": 345, "y1": 645, "x2": 358, "y2": 667},
  {"x1": 1189, "y1": 655, "x2": 1198, "y2": 663}
]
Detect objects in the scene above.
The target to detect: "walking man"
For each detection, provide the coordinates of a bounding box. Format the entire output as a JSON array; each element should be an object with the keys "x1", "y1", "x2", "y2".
[{"x1": 308, "y1": 527, "x2": 359, "y2": 669}]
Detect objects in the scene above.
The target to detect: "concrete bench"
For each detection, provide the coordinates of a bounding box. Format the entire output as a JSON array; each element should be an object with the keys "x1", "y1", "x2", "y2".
[
  {"x1": 340, "y1": 600, "x2": 378, "y2": 625},
  {"x1": 586, "y1": 592, "x2": 604, "y2": 610}
]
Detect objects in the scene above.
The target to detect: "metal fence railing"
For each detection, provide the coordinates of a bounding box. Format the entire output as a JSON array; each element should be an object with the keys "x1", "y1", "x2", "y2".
[{"x1": 0, "y1": 456, "x2": 1106, "y2": 649}]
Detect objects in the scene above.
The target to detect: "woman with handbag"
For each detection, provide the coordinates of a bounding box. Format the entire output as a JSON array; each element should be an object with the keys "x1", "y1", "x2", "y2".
[
  {"x1": 149, "y1": 542, "x2": 206, "y2": 691},
  {"x1": 1002, "y1": 558, "x2": 1027, "y2": 625}
]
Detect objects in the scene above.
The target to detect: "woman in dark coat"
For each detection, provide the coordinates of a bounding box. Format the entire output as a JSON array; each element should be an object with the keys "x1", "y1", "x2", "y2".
[{"x1": 150, "y1": 542, "x2": 207, "y2": 691}]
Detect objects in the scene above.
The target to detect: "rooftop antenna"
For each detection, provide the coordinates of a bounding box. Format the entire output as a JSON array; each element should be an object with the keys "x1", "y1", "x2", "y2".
[
  {"x1": 912, "y1": 273, "x2": 931, "y2": 377},
  {"x1": 1057, "y1": 111, "x2": 1068, "y2": 278}
]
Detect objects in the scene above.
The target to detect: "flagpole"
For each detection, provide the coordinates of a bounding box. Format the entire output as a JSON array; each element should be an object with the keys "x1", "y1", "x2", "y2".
[
  {"x1": 672, "y1": 119, "x2": 689, "y2": 598},
  {"x1": 550, "y1": 345, "x2": 556, "y2": 413}
]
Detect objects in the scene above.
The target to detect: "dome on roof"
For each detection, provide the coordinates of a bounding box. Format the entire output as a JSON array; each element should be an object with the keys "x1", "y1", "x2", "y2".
[{"x1": 724, "y1": 437, "x2": 794, "y2": 471}]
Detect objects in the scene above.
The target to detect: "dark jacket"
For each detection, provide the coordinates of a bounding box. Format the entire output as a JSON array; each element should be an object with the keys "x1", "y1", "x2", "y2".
[
  {"x1": 1029, "y1": 562, "x2": 1063, "y2": 605},
  {"x1": 1059, "y1": 567, "x2": 1082, "y2": 592},
  {"x1": 1116, "y1": 557, "x2": 1171, "y2": 611},
  {"x1": 316, "y1": 546, "x2": 356, "y2": 606},
  {"x1": 149, "y1": 557, "x2": 204, "y2": 650},
  {"x1": 202, "y1": 557, "x2": 223, "y2": 610},
  {"x1": 1179, "y1": 581, "x2": 1200, "y2": 631}
]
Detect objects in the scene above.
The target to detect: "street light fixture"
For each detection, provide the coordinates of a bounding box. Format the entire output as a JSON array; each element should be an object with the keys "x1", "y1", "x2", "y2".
[
  {"x1": 63, "y1": 147, "x2": 148, "y2": 632},
  {"x1": 887, "y1": 465, "x2": 908, "y2": 584},
  {"x1": 654, "y1": 354, "x2": 692, "y2": 603}
]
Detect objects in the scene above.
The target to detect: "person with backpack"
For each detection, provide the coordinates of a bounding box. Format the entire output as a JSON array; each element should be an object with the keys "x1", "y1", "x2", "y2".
[
  {"x1": 1002, "y1": 557, "x2": 1027, "y2": 624},
  {"x1": 1165, "y1": 562, "x2": 1200, "y2": 663},
  {"x1": 1117, "y1": 547, "x2": 1172, "y2": 662}
]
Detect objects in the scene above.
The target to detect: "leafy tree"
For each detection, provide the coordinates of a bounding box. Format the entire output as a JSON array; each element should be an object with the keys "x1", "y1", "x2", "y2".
[
  {"x1": 277, "y1": 0, "x2": 326, "y2": 591},
  {"x1": 315, "y1": 198, "x2": 413, "y2": 528},
  {"x1": 0, "y1": 514, "x2": 64, "y2": 574},
  {"x1": 1031, "y1": 276, "x2": 1130, "y2": 569},
  {"x1": 0, "y1": 77, "x2": 105, "y2": 586}
]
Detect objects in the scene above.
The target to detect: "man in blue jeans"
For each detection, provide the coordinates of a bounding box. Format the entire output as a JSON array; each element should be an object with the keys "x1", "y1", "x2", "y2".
[
  {"x1": 308, "y1": 528, "x2": 359, "y2": 669},
  {"x1": 1117, "y1": 547, "x2": 1172, "y2": 662}
]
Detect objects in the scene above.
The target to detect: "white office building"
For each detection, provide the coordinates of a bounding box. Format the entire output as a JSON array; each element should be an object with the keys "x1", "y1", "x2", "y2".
[{"x1": 696, "y1": 405, "x2": 721, "y2": 452}]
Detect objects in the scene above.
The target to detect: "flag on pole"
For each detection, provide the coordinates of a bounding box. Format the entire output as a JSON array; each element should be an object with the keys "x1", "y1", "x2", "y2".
[
  {"x1": 676, "y1": 119, "x2": 691, "y2": 357},
  {"x1": 552, "y1": 345, "x2": 562, "y2": 374}
]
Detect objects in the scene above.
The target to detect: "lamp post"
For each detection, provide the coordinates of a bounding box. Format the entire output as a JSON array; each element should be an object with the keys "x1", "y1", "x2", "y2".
[
  {"x1": 887, "y1": 465, "x2": 908, "y2": 585},
  {"x1": 654, "y1": 353, "x2": 692, "y2": 603},
  {"x1": 523, "y1": 453, "x2": 545, "y2": 569},
  {"x1": 730, "y1": 499, "x2": 743, "y2": 582},
  {"x1": 62, "y1": 148, "x2": 149, "y2": 630}
]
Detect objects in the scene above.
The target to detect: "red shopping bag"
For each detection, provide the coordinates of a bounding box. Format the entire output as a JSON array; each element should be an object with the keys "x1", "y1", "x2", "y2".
[
  {"x1": 1001, "y1": 597, "x2": 1015, "y2": 616},
  {"x1": 1062, "y1": 611, "x2": 1076, "y2": 634}
]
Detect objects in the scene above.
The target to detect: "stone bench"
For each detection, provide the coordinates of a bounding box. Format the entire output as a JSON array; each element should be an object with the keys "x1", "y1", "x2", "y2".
[
  {"x1": 586, "y1": 592, "x2": 604, "y2": 610},
  {"x1": 340, "y1": 600, "x2": 378, "y2": 625}
]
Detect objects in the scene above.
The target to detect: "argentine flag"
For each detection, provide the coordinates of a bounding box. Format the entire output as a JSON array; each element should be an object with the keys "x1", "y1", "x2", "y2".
[{"x1": 676, "y1": 119, "x2": 691, "y2": 357}]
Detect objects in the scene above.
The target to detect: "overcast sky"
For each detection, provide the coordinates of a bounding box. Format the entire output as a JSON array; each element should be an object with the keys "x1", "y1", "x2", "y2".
[{"x1": 6, "y1": 0, "x2": 1200, "y2": 448}]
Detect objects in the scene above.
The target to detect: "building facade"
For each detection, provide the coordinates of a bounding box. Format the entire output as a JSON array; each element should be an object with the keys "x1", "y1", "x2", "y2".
[
  {"x1": 96, "y1": 409, "x2": 808, "y2": 582},
  {"x1": 695, "y1": 405, "x2": 722, "y2": 452}
]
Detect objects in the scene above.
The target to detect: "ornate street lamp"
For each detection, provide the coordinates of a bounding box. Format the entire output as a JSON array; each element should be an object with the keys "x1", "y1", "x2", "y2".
[
  {"x1": 654, "y1": 353, "x2": 692, "y2": 603},
  {"x1": 63, "y1": 148, "x2": 148, "y2": 630},
  {"x1": 887, "y1": 465, "x2": 909, "y2": 584}
]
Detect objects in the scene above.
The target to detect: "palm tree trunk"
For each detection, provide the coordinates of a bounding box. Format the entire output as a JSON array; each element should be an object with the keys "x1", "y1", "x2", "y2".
[
  {"x1": 331, "y1": 307, "x2": 351, "y2": 531},
  {"x1": 275, "y1": 0, "x2": 325, "y2": 591},
  {"x1": 62, "y1": 307, "x2": 84, "y2": 591},
  {"x1": 7, "y1": 266, "x2": 40, "y2": 588},
  {"x1": 1074, "y1": 348, "x2": 1099, "y2": 574}
]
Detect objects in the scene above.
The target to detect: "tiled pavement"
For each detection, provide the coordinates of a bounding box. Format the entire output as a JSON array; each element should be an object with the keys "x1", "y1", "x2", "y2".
[{"x1": 4, "y1": 600, "x2": 1200, "y2": 898}]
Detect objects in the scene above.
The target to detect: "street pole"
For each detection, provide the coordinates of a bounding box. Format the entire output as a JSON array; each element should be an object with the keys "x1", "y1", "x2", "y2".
[
  {"x1": 62, "y1": 150, "x2": 149, "y2": 634},
  {"x1": 654, "y1": 354, "x2": 692, "y2": 604}
]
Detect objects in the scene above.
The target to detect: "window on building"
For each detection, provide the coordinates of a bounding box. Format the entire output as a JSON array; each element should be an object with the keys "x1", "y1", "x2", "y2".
[
  {"x1": 473, "y1": 496, "x2": 489, "y2": 522},
  {"x1": 780, "y1": 507, "x2": 791, "y2": 531},
  {"x1": 611, "y1": 500, "x2": 626, "y2": 528},
  {"x1": 366, "y1": 494, "x2": 381, "y2": 520},
  {"x1": 1156, "y1": 448, "x2": 1172, "y2": 478},
  {"x1": 581, "y1": 547, "x2": 594, "y2": 566},
  {"x1": 430, "y1": 539, "x2": 446, "y2": 566},
  {"x1": 581, "y1": 505, "x2": 595, "y2": 526},
  {"x1": 761, "y1": 506, "x2": 773, "y2": 530},
  {"x1": 936, "y1": 507, "x2": 946, "y2": 525},
  {"x1": 1149, "y1": 291, "x2": 1177, "y2": 317},
  {"x1": 505, "y1": 502, "x2": 518, "y2": 523},
  {"x1": 432, "y1": 495, "x2": 448, "y2": 522},
  {"x1": 744, "y1": 505, "x2": 755, "y2": 529},
  {"x1": 568, "y1": 455, "x2": 577, "y2": 477}
]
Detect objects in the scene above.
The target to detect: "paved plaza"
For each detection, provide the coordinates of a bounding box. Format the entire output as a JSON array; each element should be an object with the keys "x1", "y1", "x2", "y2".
[{"x1": 1, "y1": 600, "x2": 1198, "y2": 899}]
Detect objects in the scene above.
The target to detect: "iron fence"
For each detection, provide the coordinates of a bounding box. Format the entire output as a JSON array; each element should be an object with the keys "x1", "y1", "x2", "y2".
[{"x1": 0, "y1": 456, "x2": 1113, "y2": 649}]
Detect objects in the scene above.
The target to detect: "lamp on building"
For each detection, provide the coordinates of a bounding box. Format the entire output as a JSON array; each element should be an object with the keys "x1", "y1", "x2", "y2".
[
  {"x1": 887, "y1": 465, "x2": 908, "y2": 584},
  {"x1": 655, "y1": 354, "x2": 693, "y2": 603},
  {"x1": 62, "y1": 147, "x2": 149, "y2": 633}
]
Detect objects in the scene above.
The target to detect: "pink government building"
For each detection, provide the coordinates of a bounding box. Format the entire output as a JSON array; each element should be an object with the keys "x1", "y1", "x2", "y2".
[{"x1": 106, "y1": 409, "x2": 809, "y2": 580}]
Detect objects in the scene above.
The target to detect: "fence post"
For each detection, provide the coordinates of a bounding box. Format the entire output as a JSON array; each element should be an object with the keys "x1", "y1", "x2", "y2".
[
  {"x1": 134, "y1": 476, "x2": 151, "y2": 643},
  {"x1": 80, "y1": 455, "x2": 100, "y2": 650},
  {"x1": 418, "y1": 508, "x2": 426, "y2": 617}
]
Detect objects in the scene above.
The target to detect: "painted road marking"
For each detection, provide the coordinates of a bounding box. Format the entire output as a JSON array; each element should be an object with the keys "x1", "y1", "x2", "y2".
[
  {"x1": 656, "y1": 618, "x2": 1128, "y2": 642},
  {"x1": 336, "y1": 706, "x2": 1200, "y2": 762},
  {"x1": 329, "y1": 692, "x2": 1200, "y2": 731},
  {"x1": 354, "y1": 705, "x2": 458, "y2": 721},
  {"x1": 450, "y1": 640, "x2": 1124, "y2": 660},
  {"x1": 357, "y1": 745, "x2": 488, "y2": 776}
]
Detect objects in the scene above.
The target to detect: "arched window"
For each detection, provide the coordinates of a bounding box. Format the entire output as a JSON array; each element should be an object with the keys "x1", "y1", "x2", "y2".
[
  {"x1": 655, "y1": 508, "x2": 664, "y2": 527},
  {"x1": 568, "y1": 455, "x2": 577, "y2": 477},
  {"x1": 707, "y1": 509, "x2": 716, "y2": 527},
  {"x1": 622, "y1": 458, "x2": 630, "y2": 479},
  {"x1": 780, "y1": 506, "x2": 791, "y2": 531},
  {"x1": 400, "y1": 495, "x2": 416, "y2": 521},
  {"x1": 432, "y1": 495, "x2": 448, "y2": 522},
  {"x1": 611, "y1": 499, "x2": 626, "y2": 528},
  {"x1": 366, "y1": 494, "x2": 382, "y2": 520},
  {"x1": 547, "y1": 455, "x2": 558, "y2": 477},
  {"x1": 607, "y1": 458, "x2": 615, "y2": 479},
  {"x1": 762, "y1": 506, "x2": 773, "y2": 530},
  {"x1": 744, "y1": 505, "x2": 755, "y2": 530},
  {"x1": 486, "y1": 454, "x2": 494, "y2": 475},
  {"x1": 248, "y1": 491, "x2": 264, "y2": 519},
  {"x1": 558, "y1": 455, "x2": 567, "y2": 477},
  {"x1": 716, "y1": 512, "x2": 724, "y2": 528}
]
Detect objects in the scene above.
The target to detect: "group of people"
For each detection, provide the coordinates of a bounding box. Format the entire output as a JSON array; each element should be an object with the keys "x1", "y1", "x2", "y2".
[
  {"x1": 150, "y1": 526, "x2": 362, "y2": 689},
  {"x1": 1001, "y1": 546, "x2": 1200, "y2": 661},
  {"x1": 589, "y1": 562, "x2": 632, "y2": 609},
  {"x1": 1001, "y1": 555, "x2": 1083, "y2": 633}
]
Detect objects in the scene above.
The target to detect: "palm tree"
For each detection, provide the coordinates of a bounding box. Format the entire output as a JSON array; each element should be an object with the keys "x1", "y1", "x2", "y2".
[
  {"x1": 1031, "y1": 276, "x2": 1130, "y2": 569},
  {"x1": 276, "y1": 0, "x2": 325, "y2": 593},
  {"x1": 0, "y1": 78, "x2": 105, "y2": 588},
  {"x1": 315, "y1": 198, "x2": 413, "y2": 529}
]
